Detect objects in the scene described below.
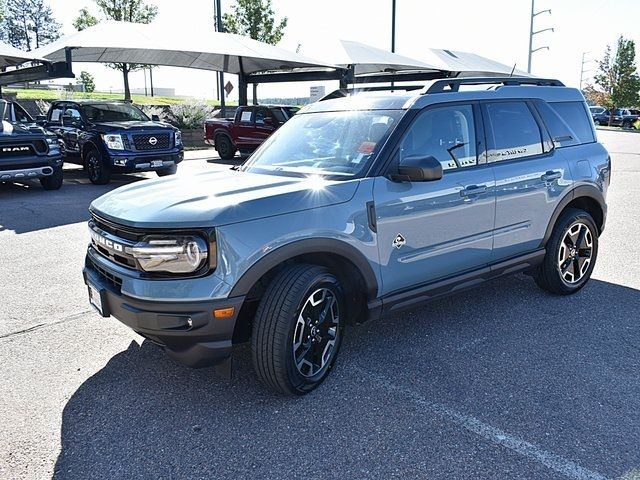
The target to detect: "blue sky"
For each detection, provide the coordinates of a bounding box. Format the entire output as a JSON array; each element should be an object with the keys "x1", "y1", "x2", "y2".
[{"x1": 49, "y1": 0, "x2": 640, "y2": 99}]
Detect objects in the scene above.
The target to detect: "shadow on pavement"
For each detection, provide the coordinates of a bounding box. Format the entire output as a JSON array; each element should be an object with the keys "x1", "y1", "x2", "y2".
[
  {"x1": 0, "y1": 167, "x2": 146, "y2": 234},
  {"x1": 53, "y1": 276, "x2": 640, "y2": 479}
]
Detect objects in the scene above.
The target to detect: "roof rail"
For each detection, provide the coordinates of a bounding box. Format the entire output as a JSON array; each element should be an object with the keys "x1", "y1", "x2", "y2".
[
  {"x1": 319, "y1": 84, "x2": 425, "y2": 101},
  {"x1": 424, "y1": 77, "x2": 565, "y2": 94}
]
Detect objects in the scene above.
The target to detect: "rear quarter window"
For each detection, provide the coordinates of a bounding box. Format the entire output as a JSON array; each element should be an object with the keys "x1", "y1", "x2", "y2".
[{"x1": 548, "y1": 102, "x2": 595, "y2": 145}]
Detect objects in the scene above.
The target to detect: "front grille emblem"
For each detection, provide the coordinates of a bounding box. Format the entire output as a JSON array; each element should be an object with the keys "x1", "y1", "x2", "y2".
[{"x1": 148, "y1": 136, "x2": 158, "y2": 146}]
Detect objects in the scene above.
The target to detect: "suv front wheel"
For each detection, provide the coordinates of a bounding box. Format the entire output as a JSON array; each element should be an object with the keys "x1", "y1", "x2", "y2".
[
  {"x1": 252, "y1": 264, "x2": 345, "y2": 395},
  {"x1": 535, "y1": 208, "x2": 599, "y2": 295}
]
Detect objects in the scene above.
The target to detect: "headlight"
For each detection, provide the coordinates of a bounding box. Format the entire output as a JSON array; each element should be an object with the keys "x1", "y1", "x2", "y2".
[
  {"x1": 175, "y1": 130, "x2": 182, "y2": 146},
  {"x1": 102, "y1": 133, "x2": 124, "y2": 150},
  {"x1": 131, "y1": 235, "x2": 209, "y2": 274},
  {"x1": 45, "y1": 135, "x2": 59, "y2": 146}
]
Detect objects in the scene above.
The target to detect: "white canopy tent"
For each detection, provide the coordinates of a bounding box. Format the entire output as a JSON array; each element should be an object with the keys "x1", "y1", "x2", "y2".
[
  {"x1": 32, "y1": 21, "x2": 336, "y2": 76},
  {"x1": 0, "y1": 42, "x2": 47, "y2": 69}
]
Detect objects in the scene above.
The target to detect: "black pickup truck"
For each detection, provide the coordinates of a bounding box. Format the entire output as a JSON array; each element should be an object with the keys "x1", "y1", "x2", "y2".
[
  {"x1": 42, "y1": 100, "x2": 184, "y2": 184},
  {"x1": 0, "y1": 99, "x2": 63, "y2": 190}
]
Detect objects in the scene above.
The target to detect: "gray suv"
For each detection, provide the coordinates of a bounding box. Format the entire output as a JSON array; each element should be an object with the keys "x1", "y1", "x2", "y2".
[{"x1": 83, "y1": 78, "x2": 610, "y2": 395}]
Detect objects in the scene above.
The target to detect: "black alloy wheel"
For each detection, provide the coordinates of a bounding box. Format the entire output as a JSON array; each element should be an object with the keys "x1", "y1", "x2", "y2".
[
  {"x1": 252, "y1": 264, "x2": 345, "y2": 395},
  {"x1": 85, "y1": 149, "x2": 110, "y2": 185},
  {"x1": 534, "y1": 208, "x2": 598, "y2": 295}
]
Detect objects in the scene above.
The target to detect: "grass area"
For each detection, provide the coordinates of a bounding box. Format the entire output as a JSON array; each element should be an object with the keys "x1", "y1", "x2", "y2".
[{"x1": 4, "y1": 88, "x2": 236, "y2": 106}]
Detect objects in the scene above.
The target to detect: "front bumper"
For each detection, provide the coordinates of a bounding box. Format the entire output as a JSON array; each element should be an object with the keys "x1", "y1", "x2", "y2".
[
  {"x1": 0, "y1": 154, "x2": 63, "y2": 181},
  {"x1": 83, "y1": 258, "x2": 244, "y2": 368},
  {"x1": 108, "y1": 150, "x2": 184, "y2": 172}
]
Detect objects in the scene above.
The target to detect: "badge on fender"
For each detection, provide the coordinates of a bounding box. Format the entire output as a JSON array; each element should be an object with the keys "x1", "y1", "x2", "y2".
[{"x1": 393, "y1": 234, "x2": 406, "y2": 249}]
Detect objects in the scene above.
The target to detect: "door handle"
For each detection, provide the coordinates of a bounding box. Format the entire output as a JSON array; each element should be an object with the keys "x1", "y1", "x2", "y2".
[
  {"x1": 460, "y1": 184, "x2": 487, "y2": 197},
  {"x1": 541, "y1": 170, "x2": 562, "y2": 182}
]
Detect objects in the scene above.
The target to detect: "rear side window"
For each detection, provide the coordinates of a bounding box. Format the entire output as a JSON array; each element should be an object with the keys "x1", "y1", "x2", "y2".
[
  {"x1": 534, "y1": 101, "x2": 580, "y2": 148},
  {"x1": 548, "y1": 102, "x2": 595, "y2": 145},
  {"x1": 483, "y1": 102, "x2": 543, "y2": 162}
]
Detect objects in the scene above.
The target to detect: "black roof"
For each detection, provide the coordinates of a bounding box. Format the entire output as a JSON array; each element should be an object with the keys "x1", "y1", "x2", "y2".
[{"x1": 50, "y1": 99, "x2": 132, "y2": 106}]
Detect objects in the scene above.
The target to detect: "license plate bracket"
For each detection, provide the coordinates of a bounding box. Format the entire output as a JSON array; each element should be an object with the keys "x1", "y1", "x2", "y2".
[
  {"x1": 151, "y1": 160, "x2": 164, "y2": 168},
  {"x1": 88, "y1": 284, "x2": 109, "y2": 317}
]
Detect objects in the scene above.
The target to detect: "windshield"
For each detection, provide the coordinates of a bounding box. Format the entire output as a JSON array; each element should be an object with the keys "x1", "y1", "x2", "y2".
[
  {"x1": 242, "y1": 109, "x2": 401, "y2": 178},
  {"x1": 83, "y1": 103, "x2": 149, "y2": 123}
]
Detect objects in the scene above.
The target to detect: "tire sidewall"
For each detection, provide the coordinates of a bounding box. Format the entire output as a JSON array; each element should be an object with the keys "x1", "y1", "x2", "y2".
[
  {"x1": 216, "y1": 135, "x2": 235, "y2": 159},
  {"x1": 283, "y1": 273, "x2": 345, "y2": 394}
]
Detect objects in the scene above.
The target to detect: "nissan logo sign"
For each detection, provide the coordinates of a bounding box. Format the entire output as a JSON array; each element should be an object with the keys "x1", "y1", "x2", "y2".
[{"x1": 148, "y1": 136, "x2": 158, "y2": 146}]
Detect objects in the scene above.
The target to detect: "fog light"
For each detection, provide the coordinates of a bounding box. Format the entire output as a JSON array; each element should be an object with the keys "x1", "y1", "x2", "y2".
[{"x1": 214, "y1": 307, "x2": 235, "y2": 319}]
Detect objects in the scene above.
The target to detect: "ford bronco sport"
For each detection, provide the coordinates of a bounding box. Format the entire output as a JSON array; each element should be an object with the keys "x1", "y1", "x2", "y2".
[
  {"x1": 83, "y1": 78, "x2": 610, "y2": 395},
  {"x1": 43, "y1": 100, "x2": 183, "y2": 185}
]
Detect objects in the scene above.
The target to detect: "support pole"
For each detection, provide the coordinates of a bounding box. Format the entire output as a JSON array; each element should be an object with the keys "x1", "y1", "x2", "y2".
[
  {"x1": 149, "y1": 67, "x2": 154, "y2": 97},
  {"x1": 215, "y1": 0, "x2": 226, "y2": 117},
  {"x1": 238, "y1": 58, "x2": 248, "y2": 106}
]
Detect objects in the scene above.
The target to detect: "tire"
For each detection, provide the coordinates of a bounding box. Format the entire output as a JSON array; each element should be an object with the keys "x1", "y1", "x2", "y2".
[
  {"x1": 156, "y1": 164, "x2": 177, "y2": 176},
  {"x1": 215, "y1": 134, "x2": 237, "y2": 160},
  {"x1": 85, "y1": 149, "x2": 111, "y2": 185},
  {"x1": 594, "y1": 119, "x2": 601, "y2": 126},
  {"x1": 252, "y1": 264, "x2": 345, "y2": 395},
  {"x1": 40, "y1": 167, "x2": 63, "y2": 190},
  {"x1": 534, "y1": 208, "x2": 599, "y2": 295}
]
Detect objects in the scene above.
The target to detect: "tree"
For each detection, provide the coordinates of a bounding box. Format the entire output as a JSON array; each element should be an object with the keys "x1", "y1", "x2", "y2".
[
  {"x1": 77, "y1": 71, "x2": 96, "y2": 93},
  {"x1": 594, "y1": 36, "x2": 640, "y2": 125},
  {"x1": 1, "y1": 0, "x2": 61, "y2": 51},
  {"x1": 222, "y1": 0, "x2": 287, "y2": 44},
  {"x1": 222, "y1": 0, "x2": 287, "y2": 103},
  {"x1": 74, "y1": 1, "x2": 158, "y2": 101}
]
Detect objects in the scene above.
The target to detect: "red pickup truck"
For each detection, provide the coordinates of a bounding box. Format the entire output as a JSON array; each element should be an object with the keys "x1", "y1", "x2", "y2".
[{"x1": 204, "y1": 105, "x2": 299, "y2": 159}]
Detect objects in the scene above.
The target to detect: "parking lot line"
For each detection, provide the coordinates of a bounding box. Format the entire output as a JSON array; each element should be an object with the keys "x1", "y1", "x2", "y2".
[{"x1": 355, "y1": 366, "x2": 609, "y2": 480}]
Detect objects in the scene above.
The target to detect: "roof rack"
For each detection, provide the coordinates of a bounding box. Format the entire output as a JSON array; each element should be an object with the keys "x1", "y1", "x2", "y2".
[
  {"x1": 319, "y1": 84, "x2": 425, "y2": 101},
  {"x1": 424, "y1": 77, "x2": 565, "y2": 94}
]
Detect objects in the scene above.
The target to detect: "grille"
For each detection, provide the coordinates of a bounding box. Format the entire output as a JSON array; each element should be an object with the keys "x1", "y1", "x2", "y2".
[
  {"x1": 0, "y1": 144, "x2": 34, "y2": 157},
  {"x1": 132, "y1": 133, "x2": 171, "y2": 151},
  {"x1": 92, "y1": 214, "x2": 143, "y2": 242},
  {"x1": 88, "y1": 254, "x2": 123, "y2": 293}
]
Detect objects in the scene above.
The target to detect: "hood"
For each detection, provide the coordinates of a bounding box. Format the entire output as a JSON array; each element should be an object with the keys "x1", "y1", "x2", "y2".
[
  {"x1": 0, "y1": 120, "x2": 41, "y2": 138},
  {"x1": 91, "y1": 121, "x2": 175, "y2": 133},
  {"x1": 90, "y1": 169, "x2": 360, "y2": 228}
]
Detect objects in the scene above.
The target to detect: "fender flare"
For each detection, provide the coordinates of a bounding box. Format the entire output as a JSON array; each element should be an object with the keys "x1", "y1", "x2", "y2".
[
  {"x1": 212, "y1": 129, "x2": 235, "y2": 148},
  {"x1": 228, "y1": 238, "x2": 379, "y2": 299},
  {"x1": 541, "y1": 185, "x2": 606, "y2": 246}
]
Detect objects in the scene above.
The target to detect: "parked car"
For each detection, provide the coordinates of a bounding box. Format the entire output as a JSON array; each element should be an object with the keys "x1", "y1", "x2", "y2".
[
  {"x1": 83, "y1": 78, "x2": 610, "y2": 395},
  {"x1": 204, "y1": 105, "x2": 299, "y2": 159},
  {"x1": 588, "y1": 105, "x2": 606, "y2": 119},
  {"x1": 41, "y1": 100, "x2": 184, "y2": 184},
  {"x1": 1, "y1": 100, "x2": 63, "y2": 190},
  {"x1": 593, "y1": 108, "x2": 639, "y2": 128}
]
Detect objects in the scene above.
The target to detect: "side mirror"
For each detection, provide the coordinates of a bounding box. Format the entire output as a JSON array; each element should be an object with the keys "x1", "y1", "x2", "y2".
[
  {"x1": 35, "y1": 115, "x2": 47, "y2": 126},
  {"x1": 151, "y1": 114, "x2": 160, "y2": 122},
  {"x1": 394, "y1": 155, "x2": 443, "y2": 182}
]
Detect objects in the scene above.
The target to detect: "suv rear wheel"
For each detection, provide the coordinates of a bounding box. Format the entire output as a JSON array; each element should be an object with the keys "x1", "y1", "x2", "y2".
[
  {"x1": 40, "y1": 166, "x2": 63, "y2": 190},
  {"x1": 535, "y1": 208, "x2": 598, "y2": 295},
  {"x1": 85, "y1": 149, "x2": 111, "y2": 185},
  {"x1": 215, "y1": 134, "x2": 237, "y2": 160},
  {"x1": 252, "y1": 264, "x2": 345, "y2": 395}
]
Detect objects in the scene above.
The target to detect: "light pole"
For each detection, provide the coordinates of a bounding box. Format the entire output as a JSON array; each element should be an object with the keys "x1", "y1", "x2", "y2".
[
  {"x1": 579, "y1": 52, "x2": 593, "y2": 90},
  {"x1": 391, "y1": 0, "x2": 396, "y2": 88},
  {"x1": 214, "y1": 0, "x2": 226, "y2": 117},
  {"x1": 527, "y1": 0, "x2": 553, "y2": 74}
]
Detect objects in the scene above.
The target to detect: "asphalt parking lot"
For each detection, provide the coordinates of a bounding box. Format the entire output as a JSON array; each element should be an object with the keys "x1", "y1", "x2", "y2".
[{"x1": 1, "y1": 131, "x2": 639, "y2": 480}]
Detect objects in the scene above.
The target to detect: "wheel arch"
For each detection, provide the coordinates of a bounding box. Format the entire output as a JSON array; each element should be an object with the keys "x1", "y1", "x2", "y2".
[
  {"x1": 213, "y1": 129, "x2": 235, "y2": 147},
  {"x1": 229, "y1": 238, "x2": 379, "y2": 342},
  {"x1": 541, "y1": 185, "x2": 606, "y2": 247}
]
